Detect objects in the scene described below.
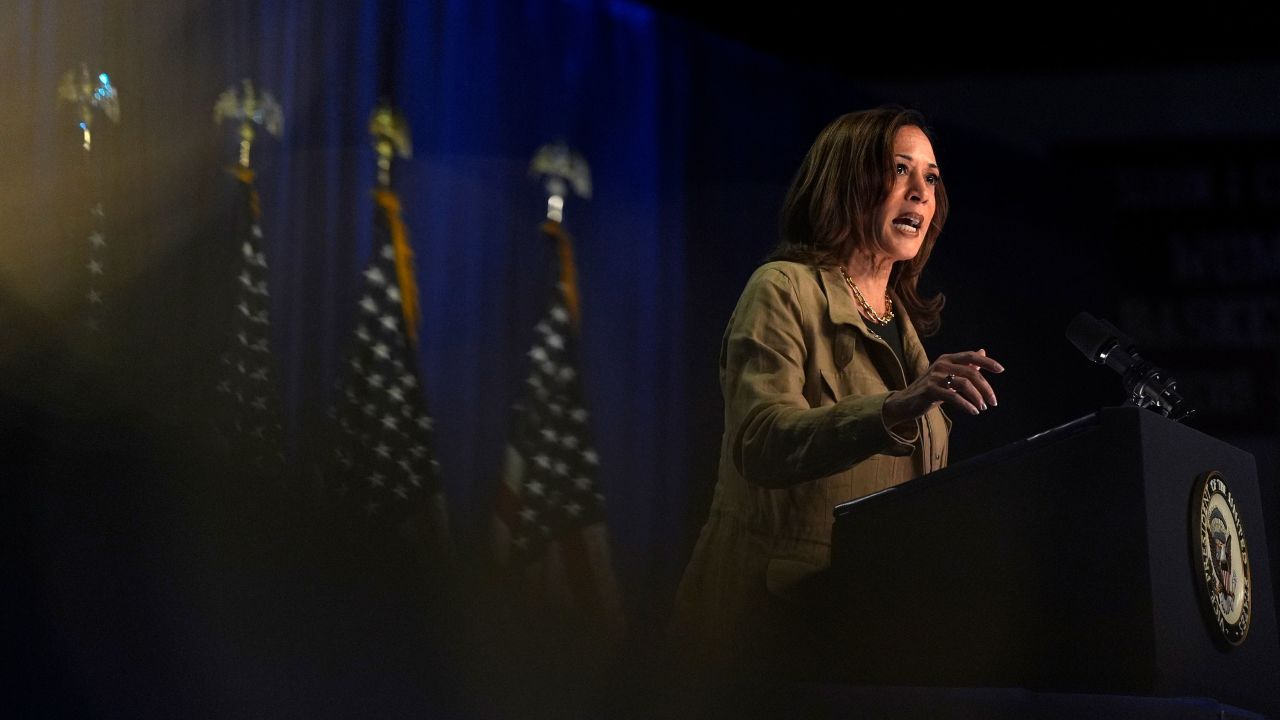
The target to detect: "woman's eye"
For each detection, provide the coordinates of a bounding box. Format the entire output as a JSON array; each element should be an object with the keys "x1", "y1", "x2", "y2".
[
  {"x1": 926, "y1": 174, "x2": 940, "y2": 185},
  {"x1": 895, "y1": 164, "x2": 908, "y2": 175}
]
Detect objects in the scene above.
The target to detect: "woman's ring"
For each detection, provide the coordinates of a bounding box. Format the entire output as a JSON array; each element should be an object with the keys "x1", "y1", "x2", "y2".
[{"x1": 943, "y1": 373, "x2": 956, "y2": 389}]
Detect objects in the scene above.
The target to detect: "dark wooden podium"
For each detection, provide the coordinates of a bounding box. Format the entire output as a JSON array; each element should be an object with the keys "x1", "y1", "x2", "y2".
[{"x1": 825, "y1": 406, "x2": 1279, "y2": 717}]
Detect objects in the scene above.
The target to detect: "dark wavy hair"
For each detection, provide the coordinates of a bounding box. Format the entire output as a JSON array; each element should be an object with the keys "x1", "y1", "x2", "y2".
[{"x1": 769, "y1": 105, "x2": 948, "y2": 336}]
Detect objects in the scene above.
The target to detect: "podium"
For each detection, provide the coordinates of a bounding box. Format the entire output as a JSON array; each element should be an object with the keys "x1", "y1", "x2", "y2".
[{"x1": 826, "y1": 407, "x2": 1279, "y2": 716}]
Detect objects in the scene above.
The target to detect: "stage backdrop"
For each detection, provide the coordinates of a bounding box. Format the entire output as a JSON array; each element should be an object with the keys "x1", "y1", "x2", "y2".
[{"x1": 7, "y1": 1, "x2": 1277, "y2": 717}]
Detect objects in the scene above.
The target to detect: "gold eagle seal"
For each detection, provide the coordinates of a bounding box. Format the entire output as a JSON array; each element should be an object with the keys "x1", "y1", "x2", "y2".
[{"x1": 1193, "y1": 471, "x2": 1251, "y2": 646}]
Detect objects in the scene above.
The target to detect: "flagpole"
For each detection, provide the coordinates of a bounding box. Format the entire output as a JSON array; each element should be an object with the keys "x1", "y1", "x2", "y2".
[
  {"x1": 367, "y1": 103, "x2": 422, "y2": 348},
  {"x1": 57, "y1": 63, "x2": 119, "y2": 334},
  {"x1": 490, "y1": 142, "x2": 624, "y2": 638},
  {"x1": 210, "y1": 79, "x2": 287, "y2": 496}
]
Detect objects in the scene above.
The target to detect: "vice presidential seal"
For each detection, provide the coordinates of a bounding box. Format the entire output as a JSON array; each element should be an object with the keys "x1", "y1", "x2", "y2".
[{"x1": 1193, "y1": 471, "x2": 1251, "y2": 646}]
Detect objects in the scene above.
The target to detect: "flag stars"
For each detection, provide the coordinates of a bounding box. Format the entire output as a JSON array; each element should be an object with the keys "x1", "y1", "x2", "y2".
[
  {"x1": 367, "y1": 373, "x2": 384, "y2": 389},
  {"x1": 367, "y1": 472, "x2": 385, "y2": 487},
  {"x1": 553, "y1": 460, "x2": 569, "y2": 477},
  {"x1": 526, "y1": 480, "x2": 545, "y2": 496},
  {"x1": 392, "y1": 485, "x2": 409, "y2": 499},
  {"x1": 415, "y1": 415, "x2": 433, "y2": 431},
  {"x1": 540, "y1": 428, "x2": 558, "y2": 443},
  {"x1": 550, "y1": 306, "x2": 569, "y2": 324},
  {"x1": 529, "y1": 346, "x2": 548, "y2": 363},
  {"x1": 571, "y1": 408, "x2": 589, "y2": 423},
  {"x1": 573, "y1": 476, "x2": 592, "y2": 491},
  {"x1": 88, "y1": 289, "x2": 102, "y2": 304},
  {"x1": 374, "y1": 443, "x2": 391, "y2": 458},
  {"x1": 373, "y1": 343, "x2": 390, "y2": 360},
  {"x1": 545, "y1": 333, "x2": 564, "y2": 350},
  {"x1": 364, "y1": 266, "x2": 387, "y2": 286},
  {"x1": 88, "y1": 259, "x2": 103, "y2": 275},
  {"x1": 360, "y1": 295, "x2": 378, "y2": 314},
  {"x1": 581, "y1": 449, "x2": 599, "y2": 465},
  {"x1": 379, "y1": 314, "x2": 399, "y2": 332},
  {"x1": 386, "y1": 285, "x2": 401, "y2": 303},
  {"x1": 565, "y1": 502, "x2": 582, "y2": 517},
  {"x1": 380, "y1": 414, "x2": 399, "y2": 431},
  {"x1": 88, "y1": 231, "x2": 106, "y2": 248},
  {"x1": 520, "y1": 507, "x2": 538, "y2": 523},
  {"x1": 387, "y1": 386, "x2": 404, "y2": 402},
  {"x1": 533, "y1": 454, "x2": 551, "y2": 469}
]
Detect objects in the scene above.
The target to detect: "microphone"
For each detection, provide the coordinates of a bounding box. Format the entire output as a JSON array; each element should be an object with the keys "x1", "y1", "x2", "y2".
[{"x1": 1066, "y1": 311, "x2": 1193, "y2": 421}]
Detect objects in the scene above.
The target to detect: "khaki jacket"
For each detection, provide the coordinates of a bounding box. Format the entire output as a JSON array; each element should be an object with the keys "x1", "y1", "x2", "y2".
[{"x1": 673, "y1": 261, "x2": 950, "y2": 656}]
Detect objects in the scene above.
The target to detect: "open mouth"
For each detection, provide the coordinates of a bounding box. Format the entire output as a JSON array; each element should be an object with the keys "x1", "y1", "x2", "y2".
[{"x1": 892, "y1": 213, "x2": 923, "y2": 233}]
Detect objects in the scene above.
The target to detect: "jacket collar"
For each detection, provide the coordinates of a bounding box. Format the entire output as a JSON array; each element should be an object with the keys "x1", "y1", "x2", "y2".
[
  {"x1": 817, "y1": 265, "x2": 929, "y2": 381},
  {"x1": 818, "y1": 265, "x2": 871, "y2": 335}
]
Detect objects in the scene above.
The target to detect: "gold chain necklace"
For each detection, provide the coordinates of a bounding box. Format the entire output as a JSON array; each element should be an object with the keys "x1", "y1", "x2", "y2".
[{"x1": 839, "y1": 265, "x2": 894, "y2": 325}]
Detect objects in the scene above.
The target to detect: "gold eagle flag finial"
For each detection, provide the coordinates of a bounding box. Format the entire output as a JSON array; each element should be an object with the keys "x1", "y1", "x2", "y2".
[
  {"x1": 214, "y1": 79, "x2": 283, "y2": 169},
  {"x1": 529, "y1": 141, "x2": 591, "y2": 223},
  {"x1": 369, "y1": 103, "x2": 413, "y2": 188},
  {"x1": 58, "y1": 63, "x2": 120, "y2": 153}
]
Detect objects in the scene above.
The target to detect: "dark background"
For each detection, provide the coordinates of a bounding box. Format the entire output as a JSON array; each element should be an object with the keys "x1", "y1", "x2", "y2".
[{"x1": 5, "y1": 2, "x2": 1279, "y2": 718}]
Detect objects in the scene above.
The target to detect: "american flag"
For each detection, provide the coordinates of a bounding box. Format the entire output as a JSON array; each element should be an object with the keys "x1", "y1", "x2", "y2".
[
  {"x1": 493, "y1": 220, "x2": 623, "y2": 632},
  {"x1": 324, "y1": 189, "x2": 449, "y2": 544},
  {"x1": 84, "y1": 202, "x2": 108, "y2": 333},
  {"x1": 212, "y1": 168, "x2": 285, "y2": 477}
]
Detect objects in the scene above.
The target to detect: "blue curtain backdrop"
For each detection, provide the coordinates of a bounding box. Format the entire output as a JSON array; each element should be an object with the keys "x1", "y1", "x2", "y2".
[
  {"x1": 10, "y1": 2, "x2": 1280, "y2": 718},
  {"x1": 3, "y1": 1, "x2": 875, "y2": 715}
]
